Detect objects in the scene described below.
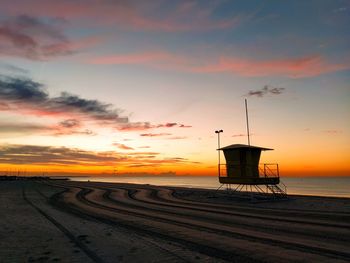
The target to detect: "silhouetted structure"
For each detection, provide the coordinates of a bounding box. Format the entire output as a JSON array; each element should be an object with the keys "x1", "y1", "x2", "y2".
[{"x1": 217, "y1": 144, "x2": 287, "y2": 198}]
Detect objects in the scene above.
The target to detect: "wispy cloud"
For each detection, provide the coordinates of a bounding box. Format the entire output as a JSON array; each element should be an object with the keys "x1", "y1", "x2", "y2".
[
  {"x1": 59, "y1": 119, "x2": 80, "y2": 128},
  {"x1": 324, "y1": 129, "x2": 342, "y2": 134},
  {"x1": 140, "y1": 133, "x2": 172, "y2": 137},
  {"x1": 167, "y1": 136, "x2": 188, "y2": 140},
  {"x1": 117, "y1": 122, "x2": 192, "y2": 131},
  {"x1": 0, "y1": 1, "x2": 245, "y2": 32},
  {"x1": 232, "y1": 133, "x2": 246, "y2": 137},
  {"x1": 113, "y1": 143, "x2": 134, "y2": 150},
  {"x1": 0, "y1": 120, "x2": 95, "y2": 137},
  {"x1": 0, "y1": 123, "x2": 51, "y2": 135},
  {"x1": 117, "y1": 122, "x2": 153, "y2": 131},
  {"x1": 246, "y1": 85, "x2": 285, "y2": 98}
]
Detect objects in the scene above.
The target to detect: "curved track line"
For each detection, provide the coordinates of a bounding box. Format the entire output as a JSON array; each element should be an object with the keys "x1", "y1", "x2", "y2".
[
  {"x1": 77, "y1": 187, "x2": 350, "y2": 261},
  {"x1": 22, "y1": 187, "x2": 104, "y2": 263},
  {"x1": 44, "y1": 182, "x2": 350, "y2": 262}
]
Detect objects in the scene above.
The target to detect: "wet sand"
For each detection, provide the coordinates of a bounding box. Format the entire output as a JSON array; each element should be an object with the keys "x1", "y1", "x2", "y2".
[{"x1": 1, "y1": 180, "x2": 349, "y2": 263}]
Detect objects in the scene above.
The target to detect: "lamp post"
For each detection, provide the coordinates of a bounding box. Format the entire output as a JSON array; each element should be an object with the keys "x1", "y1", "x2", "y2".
[{"x1": 215, "y1": 129, "x2": 223, "y2": 177}]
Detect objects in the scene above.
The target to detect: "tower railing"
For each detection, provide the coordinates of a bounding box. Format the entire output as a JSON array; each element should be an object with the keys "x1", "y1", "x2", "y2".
[
  {"x1": 218, "y1": 163, "x2": 279, "y2": 178},
  {"x1": 261, "y1": 163, "x2": 279, "y2": 178}
]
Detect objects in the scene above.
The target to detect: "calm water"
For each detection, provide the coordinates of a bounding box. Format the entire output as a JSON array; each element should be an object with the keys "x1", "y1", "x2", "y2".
[{"x1": 70, "y1": 176, "x2": 350, "y2": 198}]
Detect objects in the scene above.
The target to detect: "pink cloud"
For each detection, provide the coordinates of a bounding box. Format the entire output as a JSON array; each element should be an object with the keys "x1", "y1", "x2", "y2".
[
  {"x1": 192, "y1": 55, "x2": 350, "y2": 78},
  {"x1": 117, "y1": 122, "x2": 154, "y2": 131},
  {"x1": 91, "y1": 51, "x2": 349, "y2": 78}
]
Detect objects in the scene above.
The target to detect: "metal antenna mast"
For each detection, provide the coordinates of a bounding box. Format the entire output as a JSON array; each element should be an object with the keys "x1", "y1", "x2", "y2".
[{"x1": 245, "y1": 99, "x2": 251, "y2": 146}]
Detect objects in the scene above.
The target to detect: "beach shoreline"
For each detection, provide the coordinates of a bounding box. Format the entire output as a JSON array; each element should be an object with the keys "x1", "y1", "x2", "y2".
[{"x1": 1, "y1": 180, "x2": 349, "y2": 262}]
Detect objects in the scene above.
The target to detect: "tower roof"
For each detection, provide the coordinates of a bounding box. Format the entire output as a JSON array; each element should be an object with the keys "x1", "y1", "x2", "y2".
[{"x1": 218, "y1": 144, "x2": 273, "y2": 151}]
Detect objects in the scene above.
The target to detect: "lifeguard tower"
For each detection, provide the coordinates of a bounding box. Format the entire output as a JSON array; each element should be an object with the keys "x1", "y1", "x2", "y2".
[
  {"x1": 218, "y1": 144, "x2": 286, "y2": 197},
  {"x1": 215, "y1": 100, "x2": 287, "y2": 198}
]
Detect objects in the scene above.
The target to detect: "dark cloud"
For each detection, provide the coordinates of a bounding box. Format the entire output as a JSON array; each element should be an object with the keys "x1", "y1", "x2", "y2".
[
  {"x1": 0, "y1": 15, "x2": 73, "y2": 60},
  {"x1": 0, "y1": 76, "x2": 48, "y2": 102},
  {"x1": 247, "y1": 85, "x2": 285, "y2": 97},
  {"x1": 0, "y1": 144, "x2": 119, "y2": 165},
  {"x1": 0, "y1": 75, "x2": 189, "y2": 133},
  {"x1": 156, "y1": 122, "x2": 177, "y2": 128},
  {"x1": 49, "y1": 92, "x2": 127, "y2": 121},
  {"x1": 0, "y1": 75, "x2": 128, "y2": 123}
]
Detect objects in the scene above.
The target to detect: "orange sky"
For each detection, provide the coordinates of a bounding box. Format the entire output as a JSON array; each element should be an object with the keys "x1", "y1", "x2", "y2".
[{"x1": 0, "y1": 1, "x2": 349, "y2": 177}]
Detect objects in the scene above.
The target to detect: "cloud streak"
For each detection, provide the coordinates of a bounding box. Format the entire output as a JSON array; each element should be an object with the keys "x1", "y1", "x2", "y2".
[
  {"x1": 113, "y1": 143, "x2": 134, "y2": 150},
  {"x1": 0, "y1": 144, "x2": 196, "y2": 168},
  {"x1": 192, "y1": 55, "x2": 350, "y2": 78},
  {"x1": 0, "y1": 63, "x2": 28, "y2": 74},
  {"x1": 0, "y1": 144, "x2": 118, "y2": 166},
  {"x1": 117, "y1": 122, "x2": 192, "y2": 131},
  {"x1": 140, "y1": 133, "x2": 172, "y2": 137},
  {"x1": 0, "y1": 120, "x2": 95, "y2": 137}
]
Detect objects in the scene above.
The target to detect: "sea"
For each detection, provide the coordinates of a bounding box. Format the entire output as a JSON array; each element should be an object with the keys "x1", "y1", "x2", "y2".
[{"x1": 69, "y1": 176, "x2": 350, "y2": 198}]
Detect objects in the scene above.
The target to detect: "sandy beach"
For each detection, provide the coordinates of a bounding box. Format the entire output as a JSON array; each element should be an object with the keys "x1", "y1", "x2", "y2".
[{"x1": 1, "y1": 180, "x2": 350, "y2": 263}]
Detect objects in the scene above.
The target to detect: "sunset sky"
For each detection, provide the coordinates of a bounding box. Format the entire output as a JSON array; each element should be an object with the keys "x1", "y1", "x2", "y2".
[{"x1": 0, "y1": 0, "x2": 349, "y2": 177}]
